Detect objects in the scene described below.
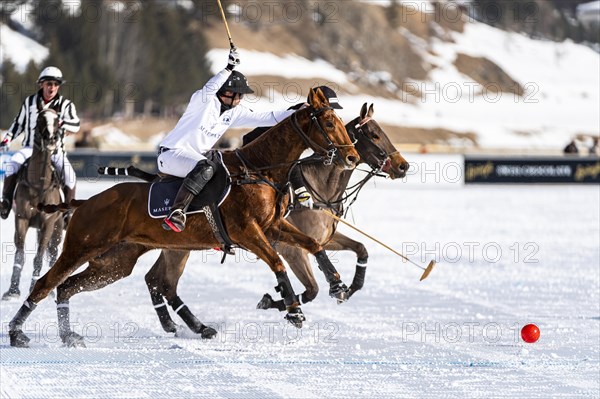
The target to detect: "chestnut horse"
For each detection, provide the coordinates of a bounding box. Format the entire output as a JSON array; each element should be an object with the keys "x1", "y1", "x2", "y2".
[
  {"x1": 2, "y1": 109, "x2": 63, "y2": 300},
  {"x1": 143, "y1": 103, "x2": 410, "y2": 334},
  {"x1": 8, "y1": 88, "x2": 359, "y2": 347},
  {"x1": 92, "y1": 103, "x2": 409, "y2": 336}
]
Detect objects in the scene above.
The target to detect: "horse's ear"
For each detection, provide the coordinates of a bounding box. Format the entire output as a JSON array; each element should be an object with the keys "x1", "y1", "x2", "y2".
[
  {"x1": 360, "y1": 103, "x2": 368, "y2": 119},
  {"x1": 368, "y1": 103, "x2": 374, "y2": 118},
  {"x1": 308, "y1": 87, "x2": 327, "y2": 108},
  {"x1": 308, "y1": 88, "x2": 316, "y2": 107}
]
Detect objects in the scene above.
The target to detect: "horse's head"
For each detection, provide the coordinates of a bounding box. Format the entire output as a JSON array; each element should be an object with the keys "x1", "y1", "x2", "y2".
[
  {"x1": 305, "y1": 87, "x2": 359, "y2": 170},
  {"x1": 347, "y1": 103, "x2": 409, "y2": 179},
  {"x1": 35, "y1": 109, "x2": 60, "y2": 151}
]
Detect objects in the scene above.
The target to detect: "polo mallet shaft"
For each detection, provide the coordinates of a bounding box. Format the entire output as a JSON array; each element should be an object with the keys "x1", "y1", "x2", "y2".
[
  {"x1": 322, "y1": 210, "x2": 436, "y2": 281},
  {"x1": 216, "y1": 0, "x2": 235, "y2": 49}
]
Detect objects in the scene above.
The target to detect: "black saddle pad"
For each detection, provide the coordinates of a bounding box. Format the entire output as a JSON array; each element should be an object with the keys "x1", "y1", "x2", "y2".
[{"x1": 148, "y1": 151, "x2": 231, "y2": 218}]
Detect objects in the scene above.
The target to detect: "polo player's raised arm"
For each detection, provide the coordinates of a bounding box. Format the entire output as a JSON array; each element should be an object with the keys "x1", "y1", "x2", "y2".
[
  {"x1": 231, "y1": 107, "x2": 295, "y2": 128},
  {"x1": 201, "y1": 69, "x2": 232, "y2": 98},
  {"x1": 183, "y1": 69, "x2": 232, "y2": 111}
]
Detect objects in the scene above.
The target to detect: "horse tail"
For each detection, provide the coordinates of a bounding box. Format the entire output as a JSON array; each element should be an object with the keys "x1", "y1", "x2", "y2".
[
  {"x1": 37, "y1": 200, "x2": 85, "y2": 214},
  {"x1": 98, "y1": 165, "x2": 157, "y2": 182}
]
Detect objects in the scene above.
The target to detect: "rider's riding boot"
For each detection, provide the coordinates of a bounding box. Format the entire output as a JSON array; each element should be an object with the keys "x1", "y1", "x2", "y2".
[
  {"x1": 163, "y1": 159, "x2": 215, "y2": 233},
  {"x1": 162, "y1": 185, "x2": 195, "y2": 233},
  {"x1": 62, "y1": 186, "x2": 76, "y2": 228},
  {"x1": 0, "y1": 174, "x2": 18, "y2": 220}
]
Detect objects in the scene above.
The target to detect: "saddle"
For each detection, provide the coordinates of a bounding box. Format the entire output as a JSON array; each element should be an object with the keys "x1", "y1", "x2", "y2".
[
  {"x1": 148, "y1": 152, "x2": 230, "y2": 218},
  {"x1": 148, "y1": 151, "x2": 234, "y2": 255}
]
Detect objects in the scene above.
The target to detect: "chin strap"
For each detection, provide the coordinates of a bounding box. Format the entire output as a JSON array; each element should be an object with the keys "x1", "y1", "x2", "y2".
[{"x1": 217, "y1": 91, "x2": 237, "y2": 114}]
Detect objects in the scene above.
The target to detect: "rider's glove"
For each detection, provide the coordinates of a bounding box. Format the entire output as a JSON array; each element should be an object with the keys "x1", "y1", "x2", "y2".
[
  {"x1": 226, "y1": 47, "x2": 240, "y2": 71},
  {"x1": 0, "y1": 138, "x2": 9, "y2": 152},
  {"x1": 294, "y1": 186, "x2": 314, "y2": 209}
]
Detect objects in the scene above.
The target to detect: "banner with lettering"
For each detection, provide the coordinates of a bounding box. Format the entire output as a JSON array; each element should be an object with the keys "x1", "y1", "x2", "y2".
[{"x1": 465, "y1": 156, "x2": 600, "y2": 184}]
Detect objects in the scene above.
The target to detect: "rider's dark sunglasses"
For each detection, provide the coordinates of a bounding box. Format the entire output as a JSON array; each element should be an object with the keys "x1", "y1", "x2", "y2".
[{"x1": 43, "y1": 81, "x2": 61, "y2": 87}]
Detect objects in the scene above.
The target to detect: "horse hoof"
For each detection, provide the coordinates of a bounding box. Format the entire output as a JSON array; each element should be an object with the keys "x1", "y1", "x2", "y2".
[
  {"x1": 163, "y1": 324, "x2": 178, "y2": 334},
  {"x1": 174, "y1": 326, "x2": 186, "y2": 338},
  {"x1": 2, "y1": 291, "x2": 20, "y2": 301},
  {"x1": 256, "y1": 293, "x2": 273, "y2": 310},
  {"x1": 285, "y1": 308, "x2": 306, "y2": 329},
  {"x1": 329, "y1": 282, "x2": 349, "y2": 302},
  {"x1": 161, "y1": 320, "x2": 179, "y2": 334},
  {"x1": 62, "y1": 332, "x2": 86, "y2": 348},
  {"x1": 200, "y1": 326, "x2": 218, "y2": 339},
  {"x1": 9, "y1": 330, "x2": 30, "y2": 347}
]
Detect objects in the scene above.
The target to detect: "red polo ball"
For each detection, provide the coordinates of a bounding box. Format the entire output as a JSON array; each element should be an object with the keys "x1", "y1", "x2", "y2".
[{"x1": 521, "y1": 324, "x2": 540, "y2": 343}]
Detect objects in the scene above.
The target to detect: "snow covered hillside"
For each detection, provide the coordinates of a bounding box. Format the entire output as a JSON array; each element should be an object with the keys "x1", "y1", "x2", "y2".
[
  {"x1": 1, "y1": 0, "x2": 599, "y2": 151},
  {"x1": 0, "y1": 24, "x2": 48, "y2": 75},
  {"x1": 206, "y1": 20, "x2": 599, "y2": 151}
]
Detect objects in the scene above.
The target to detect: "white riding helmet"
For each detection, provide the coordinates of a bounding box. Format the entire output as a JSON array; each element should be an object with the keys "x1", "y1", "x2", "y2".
[{"x1": 38, "y1": 66, "x2": 64, "y2": 84}]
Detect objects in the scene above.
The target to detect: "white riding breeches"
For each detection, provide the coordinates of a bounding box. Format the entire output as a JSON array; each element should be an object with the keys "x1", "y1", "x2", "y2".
[
  {"x1": 5, "y1": 147, "x2": 77, "y2": 189},
  {"x1": 157, "y1": 147, "x2": 207, "y2": 178}
]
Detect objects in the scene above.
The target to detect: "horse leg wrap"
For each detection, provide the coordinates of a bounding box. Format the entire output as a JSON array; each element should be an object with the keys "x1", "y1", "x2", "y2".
[
  {"x1": 150, "y1": 292, "x2": 177, "y2": 333},
  {"x1": 314, "y1": 250, "x2": 349, "y2": 301},
  {"x1": 168, "y1": 296, "x2": 205, "y2": 334},
  {"x1": 55, "y1": 301, "x2": 84, "y2": 347},
  {"x1": 9, "y1": 300, "x2": 37, "y2": 331},
  {"x1": 274, "y1": 271, "x2": 299, "y2": 308},
  {"x1": 314, "y1": 250, "x2": 341, "y2": 284},
  {"x1": 256, "y1": 293, "x2": 286, "y2": 311},
  {"x1": 348, "y1": 259, "x2": 368, "y2": 298},
  {"x1": 56, "y1": 301, "x2": 71, "y2": 339}
]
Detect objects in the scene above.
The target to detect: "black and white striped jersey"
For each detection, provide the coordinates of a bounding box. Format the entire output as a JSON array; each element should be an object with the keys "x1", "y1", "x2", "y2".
[{"x1": 4, "y1": 90, "x2": 80, "y2": 149}]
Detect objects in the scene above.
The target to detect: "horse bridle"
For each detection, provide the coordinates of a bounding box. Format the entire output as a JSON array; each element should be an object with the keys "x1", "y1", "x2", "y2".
[
  {"x1": 34, "y1": 109, "x2": 59, "y2": 152},
  {"x1": 291, "y1": 105, "x2": 354, "y2": 166},
  {"x1": 299, "y1": 116, "x2": 395, "y2": 215},
  {"x1": 348, "y1": 116, "x2": 392, "y2": 172},
  {"x1": 25, "y1": 109, "x2": 61, "y2": 193}
]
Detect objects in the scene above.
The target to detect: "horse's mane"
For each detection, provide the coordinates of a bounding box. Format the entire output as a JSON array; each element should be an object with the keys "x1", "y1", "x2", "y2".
[{"x1": 232, "y1": 106, "x2": 308, "y2": 153}]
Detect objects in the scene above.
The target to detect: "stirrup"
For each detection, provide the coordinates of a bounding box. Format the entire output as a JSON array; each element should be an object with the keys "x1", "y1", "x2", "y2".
[{"x1": 162, "y1": 209, "x2": 186, "y2": 232}]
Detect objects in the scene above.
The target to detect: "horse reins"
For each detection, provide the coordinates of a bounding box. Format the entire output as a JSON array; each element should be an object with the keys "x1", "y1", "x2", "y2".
[
  {"x1": 301, "y1": 115, "x2": 393, "y2": 213},
  {"x1": 230, "y1": 105, "x2": 352, "y2": 181},
  {"x1": 26, "y1": 110, "x2": 61, "y2": 197}
]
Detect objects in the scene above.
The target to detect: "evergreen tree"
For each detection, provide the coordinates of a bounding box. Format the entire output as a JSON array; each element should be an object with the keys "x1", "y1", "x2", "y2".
[{"x1": 1, "y1": 61, "x2": 22, "y2": 129}]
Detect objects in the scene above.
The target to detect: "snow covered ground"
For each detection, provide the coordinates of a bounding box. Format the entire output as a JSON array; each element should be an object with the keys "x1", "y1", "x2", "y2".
[{"x1": 0, "y1": 165, "x2": 598, "y2": 398}]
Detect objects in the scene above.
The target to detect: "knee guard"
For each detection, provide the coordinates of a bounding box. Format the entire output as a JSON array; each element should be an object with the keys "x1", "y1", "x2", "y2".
[{"x1": 183, "y1": 159, "x2": 216, "y2": 195}]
